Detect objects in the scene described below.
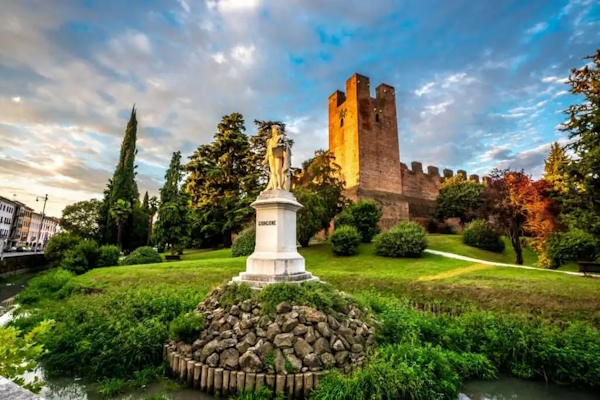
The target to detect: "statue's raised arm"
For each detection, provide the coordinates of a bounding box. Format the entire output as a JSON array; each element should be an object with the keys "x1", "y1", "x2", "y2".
[{"x1": 265, "y1": 125, "x2": 291, "y2": 191}]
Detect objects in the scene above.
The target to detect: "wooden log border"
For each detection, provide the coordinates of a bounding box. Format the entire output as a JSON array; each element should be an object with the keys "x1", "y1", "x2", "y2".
[{"x1": 163, "y1": 344, "x2": 342, "y2": 398}]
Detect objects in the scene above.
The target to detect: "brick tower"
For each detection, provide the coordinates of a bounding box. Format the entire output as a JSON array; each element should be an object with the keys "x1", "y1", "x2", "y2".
[{"x1": 328, "y1": 74, "x2": 409, "y2": 228}]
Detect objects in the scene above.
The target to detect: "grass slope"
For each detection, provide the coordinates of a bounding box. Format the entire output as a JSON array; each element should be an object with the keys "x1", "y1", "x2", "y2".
[
  {"x1": 78, "y1": 243, "x2": 599, "y2": 324},
  {"x1": 426, "y1": 234, "x2": 580, "y2": 272}
]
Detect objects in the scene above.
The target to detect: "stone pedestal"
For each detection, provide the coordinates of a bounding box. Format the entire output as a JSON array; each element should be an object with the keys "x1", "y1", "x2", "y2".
[{"x1": 231, "y1": 190, "x2": 318, "y2": 288}]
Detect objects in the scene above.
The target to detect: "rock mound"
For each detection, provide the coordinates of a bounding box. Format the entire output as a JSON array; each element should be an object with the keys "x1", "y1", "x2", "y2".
[{"x1": 169, "y1": 284, "x2": 376, "y2": 374}]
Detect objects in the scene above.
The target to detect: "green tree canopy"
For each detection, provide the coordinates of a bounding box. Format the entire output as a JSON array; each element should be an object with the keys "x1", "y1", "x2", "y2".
[
  {"x1": 110, "y1": 199, "x2": 131, "y2": 249},
  {"x1": 293, "y1": 187, "x2": 327, "y2": 247},
  {"x1": 154, "y1": 151, "x2": 190, "y2": 255},
  {"x1": 60, "y1": 199, "x2": 101, "y2": 240},
  {"x1": 186, "y1": 113, "x2": 260, "y2": 247},
  {"x1": 434, "y1": 175, "x2": 484, "y2": 225},
  {"x1": 560, "y1": 49, "x2": 600, "y2": 236},
  {"x1": 293, "y1": 149, "x2": 347, "y2": 235},
  {"x1": 543, "y1": 142, "x2": 570, "y2": 194}
]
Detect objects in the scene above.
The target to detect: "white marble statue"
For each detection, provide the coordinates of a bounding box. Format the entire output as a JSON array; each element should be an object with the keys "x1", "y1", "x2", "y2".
[{"x1": 263, "y1": 125, "x2": 292, "y2": 191}]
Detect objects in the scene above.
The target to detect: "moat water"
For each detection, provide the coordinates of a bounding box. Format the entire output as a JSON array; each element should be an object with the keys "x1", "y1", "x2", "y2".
[{"x1": 25, "y1": 374, "x2": 599, "y2": 400}]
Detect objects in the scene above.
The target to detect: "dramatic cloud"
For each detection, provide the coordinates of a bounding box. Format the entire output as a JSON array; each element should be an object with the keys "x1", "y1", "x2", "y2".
[{"x1": 0, "y1": 0, "x2": 599, "y2": 216}]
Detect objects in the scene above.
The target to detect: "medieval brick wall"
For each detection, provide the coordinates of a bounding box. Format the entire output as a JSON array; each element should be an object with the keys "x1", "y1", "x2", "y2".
[{"x1": 328, "y1": 74, "x2": 482, "y2": 228}]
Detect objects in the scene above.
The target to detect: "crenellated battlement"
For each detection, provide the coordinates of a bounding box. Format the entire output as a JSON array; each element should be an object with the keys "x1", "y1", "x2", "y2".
[{"x1": 400, "y1": 162, "x2": 482, "y2": 183}]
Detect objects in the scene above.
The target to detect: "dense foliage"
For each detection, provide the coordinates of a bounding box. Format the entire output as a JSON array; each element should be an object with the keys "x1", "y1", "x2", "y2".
[
  {"x1": 561, "y1": 49, "x2": 600, "y2": 237},
  {"x1": 59, "y1": 199, "x2": 101, "y2": 240},
  {"x1": 168, "y1": 311, "x2": 205, "y2": 343},
  {"x1": 153, "y1": 151, "x2": 191, "y2": 255},
  {"x1": 186, "y1": 113, "x2": 261, "y2": 248},
  {"x1": 121, "y1": 246, "x2": 162, "y2": 266},
  {"x1": 462, "y1": 219, "x2": 505, "y2": 253},
  {"x1": 330, "y1": 225, "x2": 361, "y2": 256},
  {"x1": 12, "y1": 271, "x2": 205, "y2": 381},
  {"x1": 256, "y1": 282, "x2": 347, "y2": 315},
  {"x1": 97, "y1": 245, "x2": 121, "y2": 268},
  {"x1": 546, "y1": 228, "x2": 599, "y2": 269},
  {"x1": 61, "y1": 239, "x2": 101, "y2": 275},
  {"x1": 44, "y1": 232, "x2": 81, "y2": 267},
  {"x1": 231, "y1": 227, "x2": 256, "y2": 257},
  {"x1": 374, "y1": 222, "x2": 428, "y2": 258},
  {"x1": 293, "y1": 187, "x2": 327, "y2": 247},
  {"x1": 0, "y1": 320, "x2": 54, "y2": 393},
  {"x1": 344, "y1": 200, "x2": 382, "y2": 243},
  {"x1": 96, "y1": 106, "x2": 150, "y2": 251},
  {"x1": 293, "y1": 149, "x2": 347, "y2": 235},
  {"x1": 334, "y1": 210, "x2": 355, "y2": 230},
  {"x1": 434, "y1": 175, "x2": 484, "y2": 225}
]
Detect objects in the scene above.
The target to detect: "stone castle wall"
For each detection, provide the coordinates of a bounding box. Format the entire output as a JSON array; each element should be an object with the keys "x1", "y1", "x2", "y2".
[{"x1": 328, "y1": 73, "x2": 482, "y2": 225}]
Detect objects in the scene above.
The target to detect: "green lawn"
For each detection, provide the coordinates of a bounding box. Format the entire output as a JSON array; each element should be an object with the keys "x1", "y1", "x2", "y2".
[
  {"x1": 78, "y1": 242, "x2": 600, "y2": 325},
  {"x1": 426, "y1": 234, "x2": 581, "y2": 272}
]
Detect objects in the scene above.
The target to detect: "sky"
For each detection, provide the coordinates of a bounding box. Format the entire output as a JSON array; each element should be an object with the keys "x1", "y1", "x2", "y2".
[{"x1": 0, "y1": 0, "x2": 599, "y2": 217}]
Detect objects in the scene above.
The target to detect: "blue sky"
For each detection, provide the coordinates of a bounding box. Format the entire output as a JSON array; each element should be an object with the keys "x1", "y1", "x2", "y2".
[{"x1": 0, "y1": 0, "x2": 599, "y2": 216}]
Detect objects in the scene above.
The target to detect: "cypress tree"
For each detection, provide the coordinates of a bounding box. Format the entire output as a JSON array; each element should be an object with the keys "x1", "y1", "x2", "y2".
[
  {"x1": 543, "y1": 142, "x2": 570, "y2": 194},
  {"x1": 142, "y1": 191, "x2": 149, "y2": 211}
]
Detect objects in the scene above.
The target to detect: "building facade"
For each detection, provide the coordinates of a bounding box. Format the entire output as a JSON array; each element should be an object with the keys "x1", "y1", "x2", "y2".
[
  {"x1": 329, "y1": 74, "x2": 480, "y2": 229},
  {"x1": 0, "y1": 196, "x2": 16, "y2": 249},
  {"x1": 20, "y1": 207, "x2": 33, "y2": 244},
  {"x1": 8, "y1": 201, "x2": 26, "y2": 248}
]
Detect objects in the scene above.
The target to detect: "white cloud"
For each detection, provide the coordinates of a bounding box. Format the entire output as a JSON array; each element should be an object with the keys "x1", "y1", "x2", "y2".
[
  {"x1": 178, "y1": 0, "x2": 191, "y2": 13},
  {"x1": 415, "y1": 82, "x2": 434, "y2": 96},
  {"x1": 525, "y1": 22, "x2": 549, "y2": 35},
  {"x1": 11, "y1": 96, "x2": 21, "y2": 103},
  {"x1": 211, "y1": 52, "x2": 226, "y2": 64},
  {"x1": 207, "y1": 0, "x2": 262, "y2": 13},
  {"x1": 230, "y1": 44, "x2": 255, "y2": 66},
  {"x1": 541, "y1": 76, "x2": 568, "y2": 83}
]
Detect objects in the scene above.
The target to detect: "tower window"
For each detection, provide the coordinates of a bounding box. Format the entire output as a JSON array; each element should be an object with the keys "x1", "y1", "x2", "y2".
[
  {"x1": 340, "y1": 118, "x2": 344, "y2": 127},
  {"x1": 375, "y1": 113, "x2": 380, "y2": 122}
]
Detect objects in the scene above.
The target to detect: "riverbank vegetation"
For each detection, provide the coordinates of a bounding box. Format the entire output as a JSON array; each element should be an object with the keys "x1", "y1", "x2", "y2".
[{"x1": 8, "y1": 241, "x2": 600, "y2": 398}]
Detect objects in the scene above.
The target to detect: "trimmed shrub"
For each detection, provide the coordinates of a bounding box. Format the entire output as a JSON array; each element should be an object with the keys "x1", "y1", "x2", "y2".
[
  {"x1": 374, "y1": 222, "x2": 427, "y2": 258},
  {"x1": 462, "y1": 219, "x2": 505, "y2": 253},
  {"x1": 168, "y1": 311, "x2": 205, "y2": 343},
  {"x1": 330, "y1": 225, "x2": 361, "y2": 256},
  {"x1": 120, "y1": 246, "x2": 162, "y2": 266},
  {"x1": 97, "y1": 245, "x2": 121, "y2": 268},
  {"x1": 231, "y1": 228, "x2": 256, "y2": 257},
  {"x1": 294, "y1": 187, "x2": 327, "y2": 247},
  {"x1": 44, "y1": 232, "x2": 81, "y2": 266},
  {"x1": 60, "y1": 240, "x2": 100, "y2": 275},
  {"x1": 350, "y1": 200, "x2": 382, "y2": 243},
  {"x1": 334, "y1": 210, "x2": 354, "y2": 230},
  {"x1": 546, "y1": 229, "x2": 599, "y2": 269}
]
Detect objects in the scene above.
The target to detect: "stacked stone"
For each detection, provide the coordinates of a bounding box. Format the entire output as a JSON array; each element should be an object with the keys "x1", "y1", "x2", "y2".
[{"x1": 164, "y1": 291, "x2": 376, "y2": 398}]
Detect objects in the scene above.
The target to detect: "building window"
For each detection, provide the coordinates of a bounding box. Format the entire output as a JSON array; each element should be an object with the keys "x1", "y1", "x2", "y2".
[
  {"x1": 375, "y1": 113, "x2": 380, "y2": 122},
  {"x1": 340, "y1": 118, "x2": 344, "y2": 127}
]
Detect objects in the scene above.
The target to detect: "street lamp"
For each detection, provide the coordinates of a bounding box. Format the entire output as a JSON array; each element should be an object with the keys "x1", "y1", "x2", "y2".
[{"x1": 35, "y1": 194, "x2": 48, "y2": 252}]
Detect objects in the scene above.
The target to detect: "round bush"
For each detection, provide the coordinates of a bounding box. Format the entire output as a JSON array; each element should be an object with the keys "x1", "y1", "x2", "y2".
[
  {"x1": 374, "y1": 222, "x2": 428, "y2": 258},
  {"x1": 334, "y1": 210, "x2": 355, "y2": 230},
  {"x1": 45, "y1": 232, "x2": 81, "y2": 266},
  {"x1": 351, "y1": 200, "x2": 382, "y2": 243},
  {"x1": 121, "y1": 246, "x2": 162, "y2": 266},
  {"x1": 231, "y1": 227, "x2": 256, "y2": 257},
  {"x1": 60, "y1": 240, "x2": 100, "y2": 275},
  {"x1": 462, "y1": 220, "x2": 505, "y2": 253},
  {"x1": 546, "y1": 229, "x2": 599, "y2": 269},
  {"x1": 97, "y1": 245, "x2": 121, "y2": 268},
  {"x1": 330, "y1": 225, "x2": 361, "y2": 256}
]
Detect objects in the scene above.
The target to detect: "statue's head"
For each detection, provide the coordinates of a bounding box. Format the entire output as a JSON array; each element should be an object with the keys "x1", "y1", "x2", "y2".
[{"x1": 271, "y1": 125, "x2": 281, "y2": 137}]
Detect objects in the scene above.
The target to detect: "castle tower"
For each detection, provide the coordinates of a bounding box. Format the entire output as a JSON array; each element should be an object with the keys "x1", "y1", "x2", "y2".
[{"x1": 329, "y1": 74, "x2": 409, "y2": 228}]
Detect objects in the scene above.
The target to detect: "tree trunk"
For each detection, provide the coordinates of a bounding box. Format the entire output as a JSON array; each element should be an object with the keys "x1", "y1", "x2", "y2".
[
  {"x1": 223, "y1": 231, "x2": 233, "y2": 248},
  {"x1": 147, "y1": 214, "x2": 153, "y2": 246},
  {"x1": 117, "y1": 224, "x2": 123, "y2": 250},
  {"x1": 510, "y1": 221, "x2": 523, "y2": 265}
]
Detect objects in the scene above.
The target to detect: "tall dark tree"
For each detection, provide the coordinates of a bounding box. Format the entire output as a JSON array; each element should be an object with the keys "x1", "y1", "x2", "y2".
[
  {"x1": 293, "y1": 149, "x2": 347, "y2": 236},
  {"x1": 142, "y1": 191, "x2": 149, "y2": 211},
  {"x1": 98, "y1": 106, "x2": 141, "y2": 250},
  {"x1": 186, "y1": 113, "x2": 260, "y2": 247},
  {"x1": 154, "y1": 152, "x2": 190, "y2": 255},
  {"x1": 560, "y1": 49, "x2": 600, "y2": 236}
]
